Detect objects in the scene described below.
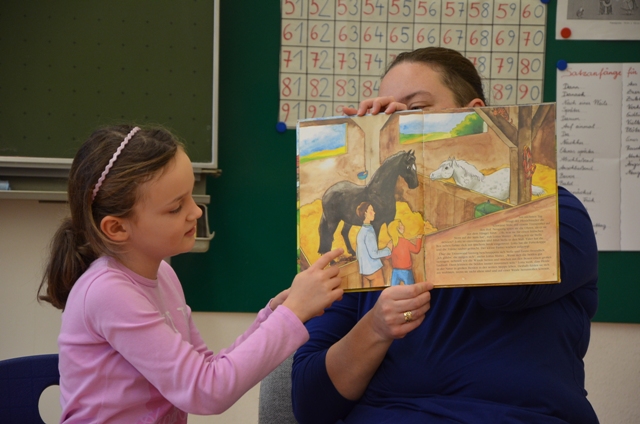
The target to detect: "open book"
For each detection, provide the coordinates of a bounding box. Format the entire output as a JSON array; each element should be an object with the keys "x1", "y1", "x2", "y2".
[{"x1": 297, "y1": 104, "x2": 560, "y2": 291}]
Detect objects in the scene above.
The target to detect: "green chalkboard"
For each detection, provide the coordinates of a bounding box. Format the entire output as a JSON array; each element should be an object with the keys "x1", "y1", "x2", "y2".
[
  {"x1": 173, "y1": 0, "x2": 299, "y2": 313},
  {"x1": 0, "y1": 1, "x2": 216, "y2": 165}
]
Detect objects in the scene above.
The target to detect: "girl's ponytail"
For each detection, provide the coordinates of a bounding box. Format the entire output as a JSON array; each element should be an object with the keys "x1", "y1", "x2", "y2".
[{"x1": 38, "y1": 217, "x2": 97, "y2": 310}]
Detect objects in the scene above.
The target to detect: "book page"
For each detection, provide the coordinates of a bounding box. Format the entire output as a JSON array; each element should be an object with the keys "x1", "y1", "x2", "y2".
[
  {"x1": 419, "y1": 105, "x2": 558, "y2": 286},
  {"x1": 297, "y1": 104, "x2": 559, "y2": 291}
]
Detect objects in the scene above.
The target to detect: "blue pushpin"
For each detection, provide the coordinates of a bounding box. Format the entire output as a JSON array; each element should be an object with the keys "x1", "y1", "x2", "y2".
[
  {"x1": 540, "y1": 0, "x2": 549, "y2": 4},
  {"x1": 276, "y1": 122, "x2": 288, "y2": 133},
  {"x1": 556, "y1": 59, "x2": 568, "y2": 71}
]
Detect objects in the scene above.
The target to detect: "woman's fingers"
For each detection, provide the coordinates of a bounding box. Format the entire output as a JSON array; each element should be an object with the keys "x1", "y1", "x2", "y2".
[
  {"x1": 370, "y1": 282, "x2": 433, "y2": 340},
  {"x1": 343, "y1": 97, "x2": 406, "y2": 116}
]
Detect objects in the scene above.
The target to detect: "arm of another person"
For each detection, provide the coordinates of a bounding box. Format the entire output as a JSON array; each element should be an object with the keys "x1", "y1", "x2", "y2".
[
  {"x1": 470, "y1": 187, "x2": 598, "y2": 316},
  {"x1": 365, "y1": 228, "x2": 391, "y2": 258},
  {"x1": 292, "y1": 283, "x2": 432, "y2": 424},
  {"x1": 407, "y1": 236, "x2": 423, "y2": 253}
]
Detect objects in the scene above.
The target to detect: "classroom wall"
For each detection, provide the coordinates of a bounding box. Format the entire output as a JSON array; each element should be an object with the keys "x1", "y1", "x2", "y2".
[{"x1": 1, "y1": 198, "x2": 640, "y2": 423}]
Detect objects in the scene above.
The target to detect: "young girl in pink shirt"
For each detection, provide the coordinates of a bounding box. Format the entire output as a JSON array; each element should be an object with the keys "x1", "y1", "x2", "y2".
[{"x1": 38, "y1": 125, "x2": 344, "y2": 423}]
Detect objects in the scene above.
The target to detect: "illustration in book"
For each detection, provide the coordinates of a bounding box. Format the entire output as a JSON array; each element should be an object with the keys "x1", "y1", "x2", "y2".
[{"x1": 297, "y1": 104, "x2": 559, "y2": 291}]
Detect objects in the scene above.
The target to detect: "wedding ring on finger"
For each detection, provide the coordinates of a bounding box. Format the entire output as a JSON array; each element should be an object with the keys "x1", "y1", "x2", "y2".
[{"x1": 403, "y1": 310, "x2": 413, "y2": 323}]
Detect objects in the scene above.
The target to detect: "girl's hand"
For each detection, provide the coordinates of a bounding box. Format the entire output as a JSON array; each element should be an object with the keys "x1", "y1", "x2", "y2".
[
  {"x1": 342, "y1": 96, "x2": 408, "y2": 116},
  {"x1": 269, "y1": 288, "x2": 290, "y2": 311},
  {"x1": 367, "y1": 282, "x2": 433, "y2": 341},
  {"x1": 283, "y1": 248, "x2": 345, "y2": 323}
]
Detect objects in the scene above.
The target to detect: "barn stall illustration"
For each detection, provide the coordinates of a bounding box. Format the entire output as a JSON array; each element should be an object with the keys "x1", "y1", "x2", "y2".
[{"x1": 297, "y1": 104, "x2": 559, "y2": 291}]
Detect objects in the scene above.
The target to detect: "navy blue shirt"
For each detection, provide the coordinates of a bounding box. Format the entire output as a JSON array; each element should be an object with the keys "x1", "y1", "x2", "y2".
[{"x1": 292, "y1": 187, "x2": 599, "y2": 424}]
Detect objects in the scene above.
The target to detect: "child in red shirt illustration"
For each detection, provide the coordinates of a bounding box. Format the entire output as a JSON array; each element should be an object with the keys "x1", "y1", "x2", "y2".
[{"x1": 387, "y1": 219, "x2": 423, "y2": 286}]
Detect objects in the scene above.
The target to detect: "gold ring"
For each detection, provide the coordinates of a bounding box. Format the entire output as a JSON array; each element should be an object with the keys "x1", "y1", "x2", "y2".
[{"x1": 403, "y1": 311, "x2": 413, "y2": 323}]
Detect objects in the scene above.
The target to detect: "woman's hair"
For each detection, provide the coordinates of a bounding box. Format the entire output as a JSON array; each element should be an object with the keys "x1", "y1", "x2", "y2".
[
  {"x1": 387, "y1": 220, "x2": 404, "y2": 247},
  {"x1": 38, "y1": 125, "x2": 183, "y2": 310},
  {"x1": 384, "y1": 47, "x2": 487, "y2": 106}
]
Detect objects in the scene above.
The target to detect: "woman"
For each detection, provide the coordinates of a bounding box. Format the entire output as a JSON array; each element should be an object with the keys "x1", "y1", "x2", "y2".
[{"x1": 291, "y1": 47, "x2": 599, "y2": 424}]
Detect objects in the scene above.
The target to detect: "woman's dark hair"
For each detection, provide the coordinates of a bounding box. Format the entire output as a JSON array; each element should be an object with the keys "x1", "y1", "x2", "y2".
[
  {"x1": 38, "y1": 125, "x2": 183, "y2": 309},
  {"x1": 384, "y1": 47, "x2": 487, "y2": 106}
]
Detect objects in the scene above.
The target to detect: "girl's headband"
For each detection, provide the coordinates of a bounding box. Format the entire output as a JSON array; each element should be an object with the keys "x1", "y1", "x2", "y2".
[{"x1": 91, "y1": 127, "x2": 141, "y2": 202}]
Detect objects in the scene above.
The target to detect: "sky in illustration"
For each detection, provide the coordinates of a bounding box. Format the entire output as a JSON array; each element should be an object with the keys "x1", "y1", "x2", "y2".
[
  {"x1": 298, "y1": 123, "x2": 346, "y2": 157},
  {"x1": 400, "y1": 112, "x2": 476, "y2": 134}
]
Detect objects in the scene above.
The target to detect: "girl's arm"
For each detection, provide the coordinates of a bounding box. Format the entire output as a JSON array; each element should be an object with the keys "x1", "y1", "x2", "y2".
[
  {"x1": 408, "y1": 236, "x2": 423, "y2": 253},
  {"x1": 86, "y1": 279, "x2": 308, "y2": 416},
  {"x1": 83, "y1": 249, "x2": 343, "y2": 416}
]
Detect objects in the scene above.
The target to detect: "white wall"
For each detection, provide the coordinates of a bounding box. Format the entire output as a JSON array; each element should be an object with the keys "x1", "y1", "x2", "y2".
[{"x1": 1, "y1": 198, "x2": 639, "y2": 423}]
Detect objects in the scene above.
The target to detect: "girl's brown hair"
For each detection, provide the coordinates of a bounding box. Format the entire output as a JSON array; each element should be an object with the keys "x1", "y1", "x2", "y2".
[
  {"x1": 385, "y1": 47, "x2": 487, "y2": 106},
  {"x1": 38, "y1": 125, "x2": 183, "y2": 310}
]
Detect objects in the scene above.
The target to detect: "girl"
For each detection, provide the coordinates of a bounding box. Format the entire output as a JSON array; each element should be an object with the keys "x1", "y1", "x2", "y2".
[
  {"x1": 386, "y1": 219, "x2": 423, "y2": 286},
  {"x1": 38, "y1": 125, "x2": 344, "y2": 423}
]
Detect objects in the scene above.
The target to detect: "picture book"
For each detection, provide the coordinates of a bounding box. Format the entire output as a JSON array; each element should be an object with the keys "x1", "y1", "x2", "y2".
[{"x1": 297, "y1": 103, "x2": 560, "y2": 291}]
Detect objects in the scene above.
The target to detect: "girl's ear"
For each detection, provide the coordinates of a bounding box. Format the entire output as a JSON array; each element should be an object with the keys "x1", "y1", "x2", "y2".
[{"x1": 100, "y1": 216, "x2": 129, "y2": 242}]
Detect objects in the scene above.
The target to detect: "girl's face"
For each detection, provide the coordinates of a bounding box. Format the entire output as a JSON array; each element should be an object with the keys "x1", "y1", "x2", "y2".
[
  {"x1": 121, "y1": 149, "x2": 202, "y2": 276},
  {"x1": 379, "y1": 62, "x2": 483, "y2": 110}
]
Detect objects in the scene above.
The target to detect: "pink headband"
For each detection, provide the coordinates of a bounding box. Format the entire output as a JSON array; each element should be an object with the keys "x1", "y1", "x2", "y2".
[{"x1": 91, "y1": 127, "x2": 141, "y2": 201}]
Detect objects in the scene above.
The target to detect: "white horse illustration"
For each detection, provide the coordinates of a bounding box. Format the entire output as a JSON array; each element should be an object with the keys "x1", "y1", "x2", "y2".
[{"x1": 429, "y1": 157, "x2": 545, "y2": 201}]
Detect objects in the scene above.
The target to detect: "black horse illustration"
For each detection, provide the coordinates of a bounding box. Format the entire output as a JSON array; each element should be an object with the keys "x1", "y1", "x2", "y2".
[{"x1": 318, "y1": 150, "x2": 419, "y2": 256}]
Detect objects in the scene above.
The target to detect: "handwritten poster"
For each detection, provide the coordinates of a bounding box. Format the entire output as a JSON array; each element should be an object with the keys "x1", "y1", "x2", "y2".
[
  {"x1": 280, "y1": 0, "x2": 548, "y2": 128},
  {"x1": 556, "y1": 63, "x2": 640, "y2": 251}
]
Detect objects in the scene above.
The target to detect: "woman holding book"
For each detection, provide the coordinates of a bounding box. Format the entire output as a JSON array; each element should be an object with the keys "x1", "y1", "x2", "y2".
[{"x1": 291, "y1": 47, "x2": 599, "y2": 424}]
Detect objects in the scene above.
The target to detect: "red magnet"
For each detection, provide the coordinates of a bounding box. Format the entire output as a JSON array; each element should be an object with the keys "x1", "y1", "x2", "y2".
[{"x1": 560, "y1": 27, "x2": 572, "y2": 39}]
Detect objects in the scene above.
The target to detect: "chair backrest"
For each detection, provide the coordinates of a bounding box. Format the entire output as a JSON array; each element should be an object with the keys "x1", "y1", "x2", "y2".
[
  {"x1": 258, "y1": 354, "x2": 297, "y2": 424},
  {"x1": 0, "y1": 354, "x2": 59, "y2": 424}
]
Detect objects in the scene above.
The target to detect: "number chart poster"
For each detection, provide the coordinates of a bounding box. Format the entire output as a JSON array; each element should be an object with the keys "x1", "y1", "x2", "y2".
[{"x1": 279, "y1": 0, "x2": 547, "y2": 128}]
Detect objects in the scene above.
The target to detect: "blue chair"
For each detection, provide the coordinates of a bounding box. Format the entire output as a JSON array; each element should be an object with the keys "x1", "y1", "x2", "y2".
[{"x1": 0, "y1": 354, "x2": 59, "y2": 424}]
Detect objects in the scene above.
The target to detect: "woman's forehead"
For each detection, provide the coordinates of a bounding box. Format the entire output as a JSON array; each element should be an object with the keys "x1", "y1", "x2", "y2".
[
  {"x1": 380, "y1": 61, "x2": 458, "y2": 106},
  {"x1": 381, "y1": 63, "x2": 443, "y2": 94}
]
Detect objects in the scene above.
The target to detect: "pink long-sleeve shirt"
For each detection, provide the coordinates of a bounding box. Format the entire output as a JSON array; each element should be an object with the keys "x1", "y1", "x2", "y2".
[{"x1": 58, "y1": 256, "x2": 308, "y2": 423}]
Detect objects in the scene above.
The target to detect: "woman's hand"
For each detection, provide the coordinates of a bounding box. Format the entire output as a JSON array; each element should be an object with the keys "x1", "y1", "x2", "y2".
[
  {"x1": 282, "y1": 248, "x2": 344, "y2": 323},
  {"x1": 325, "y1": 281, "x2": 433, "y2": 400},
  {"x1": 367, "y1": 282, "x2": 433, "y2": 342},
  {"x1": 342, "y1": 96, "x2": 408, "y2": 116}
]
